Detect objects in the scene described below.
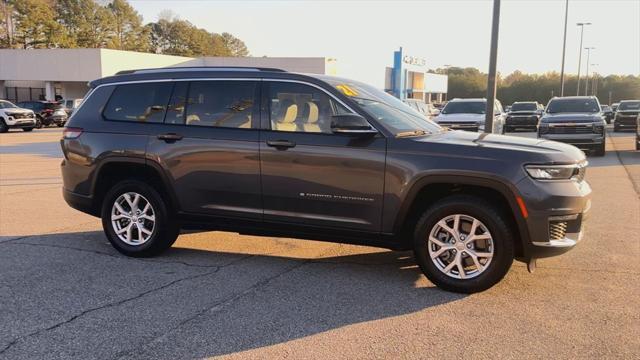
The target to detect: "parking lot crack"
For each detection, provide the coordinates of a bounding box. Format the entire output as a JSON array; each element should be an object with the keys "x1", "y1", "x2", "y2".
[
  {"x1": 0, "y1": 267, "x2": 227, "y2": 355},
  {"x1": 10, "y1": 241, "x2": 223, "y2": 269},
  {"x1": 116, "y1": 257, "x2": 312, "y2": 359}
]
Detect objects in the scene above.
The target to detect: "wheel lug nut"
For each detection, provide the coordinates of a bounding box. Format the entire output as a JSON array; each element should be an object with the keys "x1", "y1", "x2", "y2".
[{"x1": 467, "y1": 244, "x2": 472, "y2": 249}]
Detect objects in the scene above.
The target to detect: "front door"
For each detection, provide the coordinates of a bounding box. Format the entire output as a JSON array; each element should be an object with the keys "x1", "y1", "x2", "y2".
[{"x1": 260, "y1": 81, "x2": 386, "y2": 231}]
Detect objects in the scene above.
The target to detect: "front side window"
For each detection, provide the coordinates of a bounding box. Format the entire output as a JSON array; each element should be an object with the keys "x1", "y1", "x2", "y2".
[
  {"x1": 183, "y1": 81, "x2": 257, "y2": 128},
  {"x1": 546, "y1": 98, "x2": 600, "y2": 113},
  {"x1": 268, "y1": 82, "x2": 350, "y2": 133},
  {"x1": 324, "y1": 77, "x2": 441, "y2": 135},
  {"x1": 103, "y1": 83, "x2": 173, "y2": 123}
]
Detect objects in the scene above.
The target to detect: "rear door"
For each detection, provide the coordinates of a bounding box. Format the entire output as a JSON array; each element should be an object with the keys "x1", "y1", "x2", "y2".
[
  {"x1": 145, "y1": 79, "x2": 262, "y2": 220},
  {"x1": 259, "y1": 80, "x2": 386, "y2": 231}
]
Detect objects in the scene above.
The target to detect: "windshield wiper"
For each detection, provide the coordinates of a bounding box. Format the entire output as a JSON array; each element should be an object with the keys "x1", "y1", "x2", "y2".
[{"x1": 396, "y1": 130, "x2": 428, "y2": 138}]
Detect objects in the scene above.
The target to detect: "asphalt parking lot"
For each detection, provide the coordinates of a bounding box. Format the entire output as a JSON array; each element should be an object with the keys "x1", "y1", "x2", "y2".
[{"x1": 1, "y1": 128, "x2": 639, "y2": 359}]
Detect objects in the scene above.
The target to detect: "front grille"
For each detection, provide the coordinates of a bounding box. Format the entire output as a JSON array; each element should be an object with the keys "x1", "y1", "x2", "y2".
[
  {"x1": 8, "y1": 113, "x2": 34, "y2": 119},
  {"x1": 549, "y1": 221, "x2": 568, "y2": 240},
  {"x1": 548, "y1": 124, "x2": 593, "y2": 134}
]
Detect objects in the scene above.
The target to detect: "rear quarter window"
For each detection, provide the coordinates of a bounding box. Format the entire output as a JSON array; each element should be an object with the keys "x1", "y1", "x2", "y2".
[
  {"x1": 66, "y1": 86, "x2": 114, "y2": 125},
  {"x1": 103, "y1": 82, "x2": 173, "y2": 123}
]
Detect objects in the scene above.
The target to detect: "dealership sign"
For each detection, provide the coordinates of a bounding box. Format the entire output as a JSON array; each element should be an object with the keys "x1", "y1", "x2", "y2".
[{"x1": 402, "y1": 55, "x2": 426, "y2": 67}]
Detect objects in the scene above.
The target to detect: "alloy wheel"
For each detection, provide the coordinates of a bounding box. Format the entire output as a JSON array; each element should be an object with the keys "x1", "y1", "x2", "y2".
[
  {"x1": 427, "y1": 214, "x2": 494, "y2": 279},
  {"x1": 111, "y1": 192, "x2": 156, "y2": 245}
]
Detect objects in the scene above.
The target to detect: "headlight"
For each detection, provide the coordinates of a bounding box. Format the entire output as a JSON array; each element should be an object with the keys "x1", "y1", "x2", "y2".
[{"x1": 525, "y1": 164, "x2": 584, "y2": 180}]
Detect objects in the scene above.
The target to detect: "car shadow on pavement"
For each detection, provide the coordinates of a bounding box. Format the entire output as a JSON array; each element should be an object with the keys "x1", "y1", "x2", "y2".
[{"x1": 0, "y1": 230, "x2": 465, "y2": 358}]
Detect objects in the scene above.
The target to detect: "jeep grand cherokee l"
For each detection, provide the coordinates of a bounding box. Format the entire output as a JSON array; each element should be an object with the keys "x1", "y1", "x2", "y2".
[
  {"x1": 505, "y1": 101, "x2": 542, "y2": 132},
  {"x1": 538, "y1": 96, "x2": 606, "y2": 156},
  {"x1": 613, "y1": 100, "x2": 640, "y2": 132},
  {"x1": 61, "y1": 67, "x2": 591, "y2": 293}
]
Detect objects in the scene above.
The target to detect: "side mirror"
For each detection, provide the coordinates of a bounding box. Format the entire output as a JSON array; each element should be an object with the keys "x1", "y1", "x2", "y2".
[{"x1": 331, "y1": 114, "x2": 378, "y2": 135}]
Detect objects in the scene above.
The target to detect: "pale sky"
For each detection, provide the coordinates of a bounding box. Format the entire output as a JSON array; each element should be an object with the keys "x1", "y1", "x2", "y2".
[{"x1": 129, "y1": 0, "x2": 640, "y2": 88}]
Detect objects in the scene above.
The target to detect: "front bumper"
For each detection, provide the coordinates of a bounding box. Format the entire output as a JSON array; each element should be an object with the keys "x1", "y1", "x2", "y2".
[
  {"x1": 538, "y1": 133, "x2": 604, "y2": 150},
  {"x1": 516, "y1": 174, "x2": 592, "y2": 259},
  {"x1": 5, "y1": 117, "x2": 36, "y2": 128},
  {"x1": 614, "y1": 118, "x2": 638, "y2": 130}
]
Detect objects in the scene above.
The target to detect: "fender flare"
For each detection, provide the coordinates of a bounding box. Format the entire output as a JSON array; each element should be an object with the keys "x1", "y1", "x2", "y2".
[{"x1": 392, "y1": 171, "x2": 531, "y2": 254}]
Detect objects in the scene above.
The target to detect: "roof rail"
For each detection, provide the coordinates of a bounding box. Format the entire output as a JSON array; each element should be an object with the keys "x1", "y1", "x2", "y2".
[{"x1": 115, "y1": 66, "x2": 287, "y2": 75}]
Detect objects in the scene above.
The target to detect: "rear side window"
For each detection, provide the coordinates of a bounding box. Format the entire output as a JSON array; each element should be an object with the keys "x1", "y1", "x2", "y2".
[
  {"x1": 183, "y1": 81, "x2": 257, "y2": 128},
  {"x1": 68, "y1": 86, "x2": 114, "y2": 122},
  {"x1": 103, "y1": 83, "x2": 173, "y2": 123}
]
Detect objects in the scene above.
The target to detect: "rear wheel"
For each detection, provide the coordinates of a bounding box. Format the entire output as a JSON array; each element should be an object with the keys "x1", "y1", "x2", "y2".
[
  {"x1": 101, "y1": 180, "x2": 179, "y2": 257},
  {"x1": 413, "y1": 195, "x2": 514, "y2": 293}
]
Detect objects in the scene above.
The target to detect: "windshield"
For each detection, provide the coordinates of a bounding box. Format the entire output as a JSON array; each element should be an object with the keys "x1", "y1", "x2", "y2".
[
  {"x1": 441, "y1": 101, "x2": 486, "y2": 114},
  {"x1": 618, "y1": 101, "x2": 640, "y2": 111},
  {"x1": 324, "y1": 77, "x2": 442, "y2": 136},
  {"x1": 0, "y1": 101, "x2": 17, "y2": 109},
  {"x1": 546, "y1": 98, "x2": 600, "y2": 113},
  {"x1": 510, "y1": 103, "x2": 537, "y2": 111}
]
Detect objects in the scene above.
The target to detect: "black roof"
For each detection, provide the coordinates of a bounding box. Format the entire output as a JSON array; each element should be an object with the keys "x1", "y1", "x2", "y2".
[{"x1": 90, "y1": 66, "x2": 325, "y2": 88}]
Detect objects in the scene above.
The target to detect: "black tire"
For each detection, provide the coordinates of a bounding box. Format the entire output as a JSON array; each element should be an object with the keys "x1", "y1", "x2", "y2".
[
  {"x1": 413, "y1": 195, "x2": 515, "y2": 293},
  {"x1": 23, "y1": 127, "x2": 34, "y2": 132},
  {"x1": 593, "y1": 143, "x2": 605, "y2": 157},
  {"x1": 0, "y1": 119, "x2": 8, "y2": 133},
  {"x1": 56, "y1": 122, "x2": 64, "y2": 127},
  {"x1": 35, "y1": 116, "x2": 43, "y2": 129},
  {"x1": 613, "y1": 125, "x2": 619, "y2": 132},
  {"x1": 504, "y1": 125, "x2": 510, "y2": 133},
  {"x1": 101, "y1": 180, "x2": 179, "y2": 257}
]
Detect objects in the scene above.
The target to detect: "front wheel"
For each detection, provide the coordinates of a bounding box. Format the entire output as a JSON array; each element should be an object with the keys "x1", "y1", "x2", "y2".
[
  {"x1": 23, "y1": 127, "x2": 34, "y2": 132},
  {"x1": 56, "y1": 122, "x2": 65, "y2": 127},
  {"x1": 413, "y1": 195, "x2": 514, "y2": 293},
  {"x1": 101, "y1": 180, "x2": 179, "y2": 257},
  {"x1": 593, "y1": 143, "x2": 606, "y2": 157},
  {"x1": 35, "y1": 117, "x2": 43, "y2": 129},
  {"x1": 0, "y1": 119, "x2": 8, "y2": 133}
]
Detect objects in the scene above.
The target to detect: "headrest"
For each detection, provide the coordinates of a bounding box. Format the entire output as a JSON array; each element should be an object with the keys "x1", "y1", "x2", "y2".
[
  {"x1": 279, "y1": 100, "x2": 297, "y2": 123},
  {"x1": 305, "y1": 102, "x2": 319, "y2": 123}
]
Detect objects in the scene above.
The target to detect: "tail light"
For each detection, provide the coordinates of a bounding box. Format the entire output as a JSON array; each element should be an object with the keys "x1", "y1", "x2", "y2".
[{"x1": 63, "y1": 127, "x2": 83, "y2": 139}]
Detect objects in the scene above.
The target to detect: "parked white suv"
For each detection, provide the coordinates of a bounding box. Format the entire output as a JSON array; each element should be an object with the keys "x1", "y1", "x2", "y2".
[
  {"x1": 0, "y1": 100, "x2": 37, "y2": 132},
  {"x1": 434, "y1": 98, "x2": 506, "y2": 133}
]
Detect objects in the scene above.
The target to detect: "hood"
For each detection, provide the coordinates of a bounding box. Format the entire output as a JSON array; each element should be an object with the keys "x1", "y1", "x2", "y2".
[
  {"x1": 400, "y1": 129, "x2": 585, "y2": 164},
  {"x1": 540, "y1": 112, "x2": 602, "y2": 123},
  {"x1": 3, "y1": 108, "x2": 33, "y2": 114},
  {"x1": 435, "y1": 113, "x2": 485, "y2": 123}
]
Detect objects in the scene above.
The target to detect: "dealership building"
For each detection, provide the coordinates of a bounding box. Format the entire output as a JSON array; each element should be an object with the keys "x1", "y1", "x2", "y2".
[
  {"x1": 0, "y1": 49, "x2": 337, "y2": 103},
  {"x1": 384, "y1": 47, "x2": 448, "y2": 103}
]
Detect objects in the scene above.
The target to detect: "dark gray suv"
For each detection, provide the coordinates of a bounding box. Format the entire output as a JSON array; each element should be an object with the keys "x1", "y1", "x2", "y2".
[{"x1": 61, "y1": 67, "x2": 591, "y2": 293}]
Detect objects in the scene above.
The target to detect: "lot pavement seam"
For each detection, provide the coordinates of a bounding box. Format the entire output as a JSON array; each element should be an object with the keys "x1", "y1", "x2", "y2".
[
  {"x1": 0, "y1": 269, "x2": 221, "y2": 355},
  {"x1": 116, "y1": 249, "x2": 337, "y2": 359},
  {"x1": 9, "y1": 241, "x2": 224, "y2": 269}
]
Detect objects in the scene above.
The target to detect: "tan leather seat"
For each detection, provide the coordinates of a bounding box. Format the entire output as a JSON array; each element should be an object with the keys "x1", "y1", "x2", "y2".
[
  {"x1": 274, "y1": 100, "x2": 298, "y2": 131},
  {"x1": 302, "y1": 102, "x2": 321, "y2": 132}
]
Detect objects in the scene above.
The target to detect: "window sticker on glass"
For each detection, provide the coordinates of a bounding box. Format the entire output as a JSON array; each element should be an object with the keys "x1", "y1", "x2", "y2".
[{"x1": 336, "y1": 84, "x2": 359, "y2": 97}]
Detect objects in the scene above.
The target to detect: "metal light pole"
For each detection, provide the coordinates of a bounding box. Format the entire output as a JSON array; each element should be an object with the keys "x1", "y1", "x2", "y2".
[
  {"x1": 484, "y1": 0, "x2": 501, "y2": 134},
  {"x1": 443, "y1": 64, "x2": 451, "y2": 101},
  {"x1": 576, "y1": 22, "x2": 591, "y2": 95},
  {"x1": 560, "y1": 0, "x2": 569, "y2": 96},
  {"x1": 590, "y1": 64, "x2": 598, "y2": 96},
  {"x1": 584, "y1": 47, "x2": 595, "y2": 95}
]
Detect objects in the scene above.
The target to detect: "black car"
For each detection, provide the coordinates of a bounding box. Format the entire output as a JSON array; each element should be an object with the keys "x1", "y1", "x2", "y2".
[
  {"x1": 16, "y1": 100, "x2": 68, "y2": 128},
  {"x1": 613, "y1": 100, "x2": 640, "y2": 132},
  {"x1": 538, "y1": 96, "x2": 606, "y2": 156},
  {"x1": 601, "y1": 105, "x2": 614, "y2": 124},
  {"x1": 505, "y1": 101, "x2": 543, "y2": 132},
  {"x1": 61, "y1": 67, "x2": 591, "y2": 293}
]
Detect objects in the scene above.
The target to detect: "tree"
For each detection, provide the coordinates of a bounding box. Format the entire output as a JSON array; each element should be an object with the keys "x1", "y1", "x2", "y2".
[
  {"x1": 107, "y1": 0, "x2": 149, "y2": 51},
  {"x1": 55, "y1": 0, "x2": 114, "y2": 48},
  {"x1": 10, "y1": 0, "x2": 64, "y2": 49},
  {"x1": 214, "y1": 32, "x2": 249, "y2": 57}
]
